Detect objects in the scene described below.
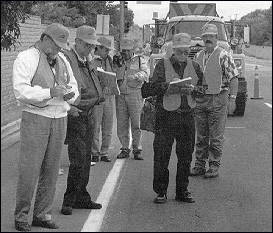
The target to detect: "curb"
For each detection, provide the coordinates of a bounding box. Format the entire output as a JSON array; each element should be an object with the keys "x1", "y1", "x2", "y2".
[{"x1": 1, "y1": 119, "x2": 21, "y2": 151}]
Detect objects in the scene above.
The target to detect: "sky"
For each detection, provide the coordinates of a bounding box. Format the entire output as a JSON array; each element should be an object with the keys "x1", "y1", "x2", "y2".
[{"x1": 120, "y1": 1, "x2": 272, "y2": 27}]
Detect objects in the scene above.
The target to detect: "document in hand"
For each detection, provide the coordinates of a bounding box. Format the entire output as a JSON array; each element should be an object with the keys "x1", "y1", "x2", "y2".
[
  {"x1": 97, "y1": 67, "x2": 120, "y2": 95},
  {"x1": 169, "y1": 77, "x2": 192, "y2": 87}
]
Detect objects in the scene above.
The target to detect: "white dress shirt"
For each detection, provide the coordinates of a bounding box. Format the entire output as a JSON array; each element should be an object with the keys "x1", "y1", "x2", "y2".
[{"x1": 13, "y1": 47, "x2": 79, "y2": 118}]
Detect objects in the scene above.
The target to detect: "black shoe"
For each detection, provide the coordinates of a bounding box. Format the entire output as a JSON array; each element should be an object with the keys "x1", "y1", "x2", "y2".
[
  {"x1": 101, "y1": 156, "x2": 111, "y2": 162},
  {"x1": 32, "y1": 218, "x2": 59, "y2": 229},
  {"x1": 175, "y1": 191, "x2": 195, "y2": 203},
  {"x1": 15, "y1": 221, "x2": 31, "y2": 232},
  {"x1": 117, "y1": 149, "x2": 130, "y2": 159},
  {"x1": 190, "y1": 166, "x2": 206, "y2": 176},
  {"x1": 153, "y1": 194, "x2": 167, "y2": 204},
  {"x1": 133, "y1": 151, "x2": 144, "y2": 160},
  {"x1": 74, "y1": 201, "x2": 102, "y2": 209},
  {"x1": 61, "y1": 205, "x2": 73, "y2": 215},
  {"x1": 92, "y1": 155, "x2": 100, "y2": 162}
]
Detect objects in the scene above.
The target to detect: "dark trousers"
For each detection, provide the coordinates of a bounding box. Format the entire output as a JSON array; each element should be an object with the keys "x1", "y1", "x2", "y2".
[
  {"x1": 62, "y1": 114, "x2": 93, "y2": 207},
  {"x1": 153, "y1": 111, "x2": 195, "y2": 196}
]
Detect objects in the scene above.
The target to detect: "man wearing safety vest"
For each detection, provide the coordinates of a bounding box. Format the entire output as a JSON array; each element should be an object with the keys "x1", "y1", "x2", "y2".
[
  {"x1": 191, "y1": 24, "x2": 238, "y2": 178},
  {"x1": 142, "y1": 33, "x2": 204, "y2": 204},
  {"x1": 115, "y1": 38, "x2": 149, "y2": 160}
]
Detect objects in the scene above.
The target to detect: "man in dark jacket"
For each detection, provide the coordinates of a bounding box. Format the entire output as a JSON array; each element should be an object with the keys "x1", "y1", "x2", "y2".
[
  {"x1": 60, "y1": 25, "x2": 104, "y2": 215},
  {"x1": 142, "y1": 33, "x2": 205, "y2": 204}
]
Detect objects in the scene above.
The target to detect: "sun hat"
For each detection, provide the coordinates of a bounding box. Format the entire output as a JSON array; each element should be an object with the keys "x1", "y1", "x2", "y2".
[
  {"x1": 76, "y1": 25, "x2": 100, "y2": 45},
  {"x1": 43, "y1": 23, "x2": 70, "y2": 50},
  {"x1": 172, "y1": 33, "x2": 191, "y2": 48},
  {"x1": 120, "y1": 38, "x2": 134, "y2": 50},
  {"x1": 97, "y1": 36, "x2": 115, "y2": 50}
]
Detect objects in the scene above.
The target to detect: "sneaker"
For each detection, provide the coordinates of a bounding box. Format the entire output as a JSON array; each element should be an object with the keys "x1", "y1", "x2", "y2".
[
  {"x1": 175, "y1": 191, "x2": 195, "y2": 203},
  {"x1": 153, "y1": 194, "x2": 167, "y2": 204},
  {"x1": 32, "y1": 218, "x2": 59, "y2": 229},
  {"x1": 204, "y1": 167, "x2": 219, "y2": 178},
  {"x1": 61, "y1": 205, "x2": 73, "y2": 215},
  {"x1": 100, "y1": 156, "x2": 111, "y2": 162},
  {"x1": 117, "y1": 148, "x2": 130, "y2": 159},
  {"x1": 91, "y1": 162, "x2": 96, "y2": 166},
  {"x1": 73, "y1": 201, "x2": 102, "y2": 209},
  {"x1": 58, "y1": 168, "x2": 64, "y2": 175},
  {"x1": 133, "y1": 150, "x2": 144, "y2": 160},
  {"x1": 15, "y1": 221, "x2": 31, "y2": 232},
  {"x1": 190, "y1": 166, "x2": 206, "y2": 176},
  {"x1": 92, "y1": 155, "x2": 100, "y2": 162}
]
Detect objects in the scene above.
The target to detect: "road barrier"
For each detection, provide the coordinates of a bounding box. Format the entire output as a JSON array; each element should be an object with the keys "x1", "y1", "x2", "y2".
[{"x1": 251, "y1": 65, "x2": 264, "y2": 99}]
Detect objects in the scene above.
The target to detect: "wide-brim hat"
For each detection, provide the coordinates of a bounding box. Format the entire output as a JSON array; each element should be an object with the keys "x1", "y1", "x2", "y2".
[
  {"x1": 76, "y1": 25, "x2": 100, "y2": 45},
  {"x1": 97, "y1": 36, "x2": 115, "y2": 50},
  {"x1": 172, "y1": 33, "x2": 191, "y2": 48},
  {"x1": 201, "y1": 23, "x2": 218, "y2": 36},
  {"x1": 120, "y1": 38, "x2": 134, "y2": 50},
  {"x1": 43, "y1": 23, "x2": 70, "y2": 50}
]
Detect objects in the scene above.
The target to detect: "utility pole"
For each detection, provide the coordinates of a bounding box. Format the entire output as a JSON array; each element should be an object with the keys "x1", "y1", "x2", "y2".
[{"x1": 120, "y1": 1, "x2": 125, "y2": 49}]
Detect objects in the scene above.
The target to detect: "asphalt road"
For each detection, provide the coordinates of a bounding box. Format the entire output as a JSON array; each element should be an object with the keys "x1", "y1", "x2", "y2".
[{"x1": 1, "y1": 56, "x2": 272, "y2": 232}]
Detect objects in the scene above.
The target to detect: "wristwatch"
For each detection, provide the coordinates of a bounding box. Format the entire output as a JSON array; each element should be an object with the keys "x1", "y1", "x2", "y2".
[{"x1": 229, "y1": 94, "x2": 237, "y2": 99}]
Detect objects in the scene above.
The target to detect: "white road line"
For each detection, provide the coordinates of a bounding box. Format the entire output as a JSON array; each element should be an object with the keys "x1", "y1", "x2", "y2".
[
  {"x1": 225, "y1": 127, "x2": 246, "y2": 129},
  {"x1": 81, "y1": 159, "x2": 126, "y2": 232},
  {"x1": 264, "y1": 103, "x2": 272, "y2": 108}
]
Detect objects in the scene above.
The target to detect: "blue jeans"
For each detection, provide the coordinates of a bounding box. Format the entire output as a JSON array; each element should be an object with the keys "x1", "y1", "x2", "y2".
[{"x1": 194, "y1": 91, "x2": 228, "y2": 168}]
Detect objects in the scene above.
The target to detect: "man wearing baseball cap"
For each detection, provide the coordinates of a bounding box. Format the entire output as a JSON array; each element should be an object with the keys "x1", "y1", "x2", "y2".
[
  {"x1": 115, "y1": 38, "x2": 148, "y2": 160},
  {"x1": 13, "y1": 23, "x2": 79, "y2": 231},
  {"x1": 141, "y1": 33, "x2": 205, "y2": 204},
  {"x1": 89, "y1": 36, "x2": 116, "y2": 163},
  {"x1": 191, "y1": 23, "x2": 239, "y2": 178},
  {"x1": 60, "y1": 25, "x2": 103, "y2": 216}
]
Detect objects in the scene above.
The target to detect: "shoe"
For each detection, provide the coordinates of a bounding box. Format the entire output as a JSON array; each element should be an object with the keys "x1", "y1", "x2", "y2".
[
  {"x1": 117, "y1": 149, "x2": 130, "y2": 159},
  {"x1": 153, "y1": 194, "x2": 167, "y2": 204},
  {"x1": 204, "y1": 167, "x2": 219, "y2": 178},
  {"x1": 73, "y1": 201, "x2": 102, "y2": 209},
  {"x1": 58, "y1": 168, "x2": 64, "y2": 175},
  {"x1": 15, "y1": 221, "x2": 31, "y2": 231},
  {"x1": 32, "y1": 218, "x2": 59, "y2": 229},
  {"x1": 101, "y1": 156, "x2": 111, "y2": 162},
  {"x1": 91, "y1": 161, "x2": 96, "y2": 166},
  {"x1": 92, "y1": 155, "x2": 100, "y2": 162},
  {"x1": 190, "y1": 166, "x2": 206, "y2": 176},
  {"x1": 61, "y1": 205, "x2": 73, "y2": 215},
  {"x1": 133, "y1": 150, "x2": 144, "y2": 160},
  {"x1": 175, "y1": 191, "x2": 195, "y2": 203}
]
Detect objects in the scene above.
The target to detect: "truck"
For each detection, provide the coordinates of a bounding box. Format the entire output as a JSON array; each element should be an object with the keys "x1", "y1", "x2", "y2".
[{"x1": 149, "y1": 2, "x2": 247, "y2": 116}]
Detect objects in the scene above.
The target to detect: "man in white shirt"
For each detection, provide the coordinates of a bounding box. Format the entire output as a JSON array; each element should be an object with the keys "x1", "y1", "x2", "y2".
[{"x1": 12, "y1": 23, "x2": 79, "y2": 231}]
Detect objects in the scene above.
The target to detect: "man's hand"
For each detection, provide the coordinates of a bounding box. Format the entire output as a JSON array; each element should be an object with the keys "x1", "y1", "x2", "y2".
[
  {"x1": 228, "y1": 97, "x2": 236, "y2": 115},
  {"x1": 50, "y1": 86, "x2": 66, "y2": 98},
  {"x1": 63, "y1": 92, "x2": 75, "y2": 101},
  {"x1": 68, "y1": 105, "x2": 82, "y2": 117},
  {"x1": 180, "y1": 84, "x2": 194, "y2": 95}
]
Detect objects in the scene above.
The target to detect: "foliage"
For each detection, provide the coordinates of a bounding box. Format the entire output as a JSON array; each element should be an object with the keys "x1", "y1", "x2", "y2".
[
  {"x1": 238, "y1": 5, "x2": 272, "y2": 45},
  {"x1": 1, "y1": 1, "x2": 35, "y2": 51}
]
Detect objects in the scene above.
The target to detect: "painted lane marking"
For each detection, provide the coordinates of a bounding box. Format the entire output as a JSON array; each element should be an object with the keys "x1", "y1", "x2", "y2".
[
  {"x1": 264, "y1": 103, "x2": 272, "y2": 108},
  {"x1": 225, "y1": 127, "x2": 246, "y2": 129},
  {"x1": 81, "y1": 159, "x2": 126, "y2": 232}
]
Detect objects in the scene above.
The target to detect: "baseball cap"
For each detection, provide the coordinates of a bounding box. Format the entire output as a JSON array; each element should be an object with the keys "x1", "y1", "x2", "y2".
[
  {"x1": 76, "y1": 25, "x2": 100, "y2": 45},
  {"x1": 43, "y1": 23, "x2": 70, "y2": 50},
  {"x1": 201, "y1": 24, "x2": 218, "y2": 36}
]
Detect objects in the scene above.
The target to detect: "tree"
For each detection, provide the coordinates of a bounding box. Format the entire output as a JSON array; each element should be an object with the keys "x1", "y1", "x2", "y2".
[{"x1": 1, "y1": 1, "x2": 36, "y2": 51}]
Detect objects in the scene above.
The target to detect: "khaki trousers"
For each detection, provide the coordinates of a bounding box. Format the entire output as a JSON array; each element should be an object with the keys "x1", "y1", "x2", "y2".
[
  {"x1": 14, "y1": 111, "x2": 67, "y2": 223},
  {"x1": 91, "y1": 95, "x2": 114, "y2": 156},
  {"x1": 116, "y1": 91, "x2": 144, "y2": 150}
]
